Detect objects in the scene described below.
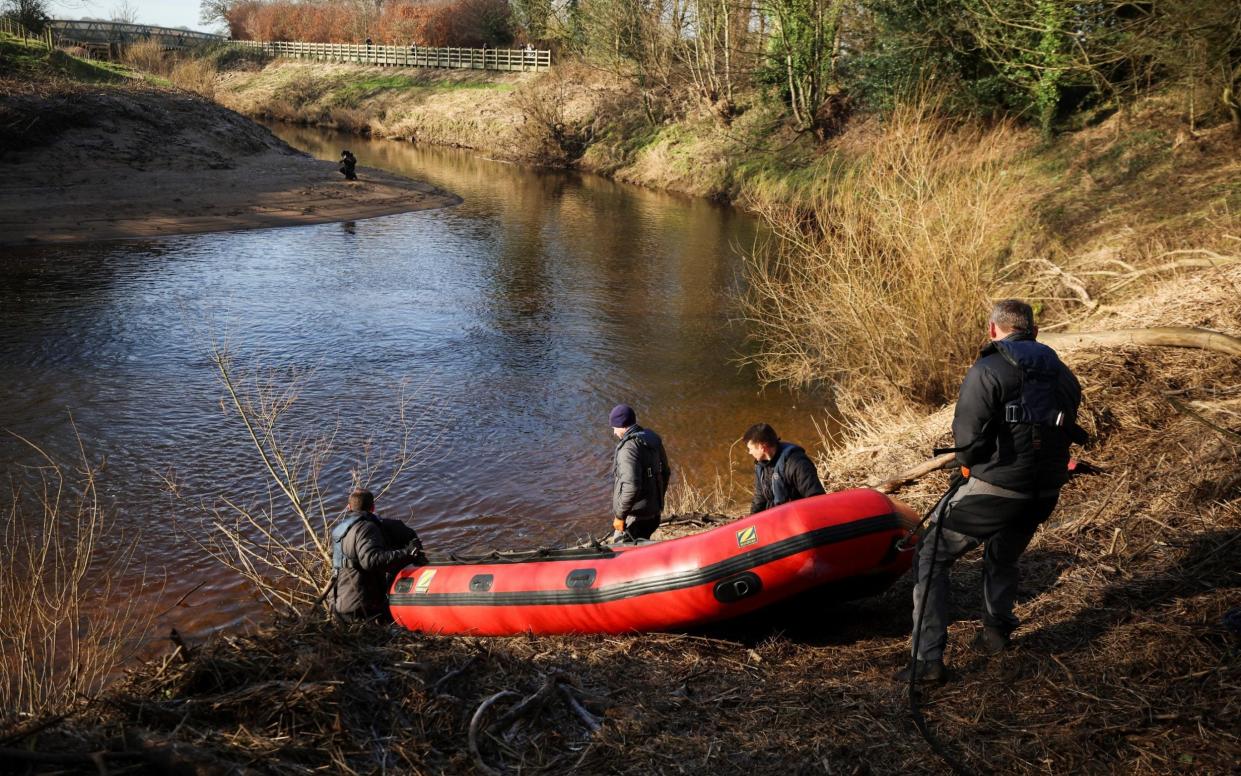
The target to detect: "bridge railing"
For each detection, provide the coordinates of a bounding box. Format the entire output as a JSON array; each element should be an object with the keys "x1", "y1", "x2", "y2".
[
  {"x1": 48, "y1": 19, "x2": 224, "y2": 48},
  {"x1": 233, "y1": 40, "x2": 552, "y2": 72}
]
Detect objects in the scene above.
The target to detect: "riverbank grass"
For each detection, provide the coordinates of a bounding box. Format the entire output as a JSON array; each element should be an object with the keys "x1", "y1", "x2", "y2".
[{"x1": 0, "y1": 33, "x2": 131, "y2": 83}]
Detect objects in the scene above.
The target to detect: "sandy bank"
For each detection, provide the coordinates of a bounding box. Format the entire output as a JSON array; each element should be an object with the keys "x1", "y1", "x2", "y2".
[
  {"x1": 0, "y1": 80, "x2": 459, "y2": 246},
  {"x1": 0, "y1": 155, "x2": 460, "y2": 245}
]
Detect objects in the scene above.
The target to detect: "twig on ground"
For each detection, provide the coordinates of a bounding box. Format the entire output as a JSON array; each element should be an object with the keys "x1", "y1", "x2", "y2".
[
  {"x1": 468, "y1": 690, "x2": 520, "y2": 776},
  {"x1": 429, "y1": 655, "x2": 478, "y2": 696},
  {"x1": 1164, "y1": 394, "x2": 1241, "y2": 443},
  {"x1": 560, "y1": 684, "x2": 603, "y2": 733}
]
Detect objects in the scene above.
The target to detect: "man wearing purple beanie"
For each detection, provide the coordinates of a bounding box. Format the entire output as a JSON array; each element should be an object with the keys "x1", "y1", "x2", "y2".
[{"x1": 609, "y1": 403, "x2": 671, "y2": 542}]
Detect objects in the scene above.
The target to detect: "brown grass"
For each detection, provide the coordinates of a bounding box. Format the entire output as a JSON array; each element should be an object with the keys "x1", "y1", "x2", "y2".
[
  {"x1": 169, "y1": 57, "x2": 217, "y2": 99},
  {"x1": 121, "y1": 39, "x2": 169, "y2": 76},
  {"x1": 740, "y1": 103, "x2": 1039, "y2": 407}
]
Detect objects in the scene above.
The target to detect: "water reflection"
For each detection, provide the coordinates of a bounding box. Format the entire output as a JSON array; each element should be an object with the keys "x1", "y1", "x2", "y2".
[{"x1": 0, "y1": 125, "x2": 830, "y2": 636}]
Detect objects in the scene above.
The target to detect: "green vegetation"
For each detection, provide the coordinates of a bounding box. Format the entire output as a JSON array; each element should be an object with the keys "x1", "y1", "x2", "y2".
[{"x1": 0, "y1": 32, "x2": 131, "y2": 82}]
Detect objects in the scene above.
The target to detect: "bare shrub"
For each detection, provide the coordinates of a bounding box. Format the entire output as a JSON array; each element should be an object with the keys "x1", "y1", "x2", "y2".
[
  {"x1": 122, "y1": 38, "x2": 168, "y2": 75},
  {"x1": 740, "y1": 102, "x2": 1037, "y2": 406},
  {"x1": 170, "y1": 57, "x2": 218, "y2": 98},
  {"x1": 0, "y1": 432, "x2": 157, "y2": 723},
  {"x1": 513, "y1": 67, "x2": 594, "y2": 165},
  {"x1": 273, "y1": 72, "x2": 326, "y2": 109},
  {"x1": 324, "y1": 106, "x2": 371, "y2": 134},
  {"x1": 167, "y1": 346, "x2": 438, "y2": 615}
]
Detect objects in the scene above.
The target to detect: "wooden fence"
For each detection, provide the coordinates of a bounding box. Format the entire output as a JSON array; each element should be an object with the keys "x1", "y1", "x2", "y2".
[
  {"x1": 0, "y1": 17, "x2": 55, "y2": 49},
  {"x1": 233, "y1": 40, "x2": 551, "y2": 72}
]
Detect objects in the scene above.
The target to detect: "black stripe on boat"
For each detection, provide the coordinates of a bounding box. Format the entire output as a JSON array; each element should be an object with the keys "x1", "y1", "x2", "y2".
[{"x1": 389, "y1": 513, "x2": 899, "y2": 608}]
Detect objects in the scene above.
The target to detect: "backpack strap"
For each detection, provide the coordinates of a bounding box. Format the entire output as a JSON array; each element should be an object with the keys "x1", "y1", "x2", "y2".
[{"x1": 331, "y1": 513, "x2": 376, "y2": 571}]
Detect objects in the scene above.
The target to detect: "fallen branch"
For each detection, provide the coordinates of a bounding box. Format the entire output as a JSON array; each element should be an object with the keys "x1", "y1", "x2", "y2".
[
  {"x1": 1041, "y1": 327, "x2": 1241, "y2": 358},
  {"x1": 468, "y1": 690, "x2": 519, "y2": 776},
  {"x1": 1105, "y1": 252, "x2": 1240, "y2": 293},
  {"x1": 870, "y1": 453, "x2": 958, "y2": 494},
  {"x1": 998, "y1": 257, "x2": 1097, "y2": 311},
  {"x1": 0, "y1": 713, "x2": 67, "y2": 746},
  {"x1": 560, "y1": 684, "x2": 603, "y2": 733},
  {"x1": 1164, "y1": 395, "x2": 1241, "y2": 444},
  {"x1": 494, "y1": 673, "x2": 559, "y2": 734}
]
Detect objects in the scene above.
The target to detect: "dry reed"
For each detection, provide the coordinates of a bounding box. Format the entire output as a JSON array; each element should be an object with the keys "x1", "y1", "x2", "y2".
[
  {"x1": 663, "y1": 467, "x2": 745, "y2": 518},
  {"x1": 121, "y1": 39, "x2": 168, "y2": 76},
  {"x1": 741, "y1": 103, "x2": 1037, "y2": 406},
  {"x1": 169, "y1": 57, "x2": 217, "y2": 99}
]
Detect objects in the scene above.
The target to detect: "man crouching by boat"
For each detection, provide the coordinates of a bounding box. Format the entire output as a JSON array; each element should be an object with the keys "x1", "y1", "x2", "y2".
[
  {"x1": 743, "y1": 423, "x2": 825, "y2": 514},
  {"x1": 331, "y1": 489, "x2": 426, "y2": 622},
  {"x1": 610, "y1": 403, "x2": 671, "y2": 542}
]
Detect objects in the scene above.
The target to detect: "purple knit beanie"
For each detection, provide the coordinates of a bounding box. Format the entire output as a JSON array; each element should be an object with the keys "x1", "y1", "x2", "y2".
[{"x1": 609, "y1": 404, "x2": 636, "y2": 429}]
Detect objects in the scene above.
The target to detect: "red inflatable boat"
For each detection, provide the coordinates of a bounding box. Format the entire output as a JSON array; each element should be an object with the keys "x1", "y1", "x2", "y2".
[{"x1": 389, "y1": 488, "x2": 920, "y2": 636}]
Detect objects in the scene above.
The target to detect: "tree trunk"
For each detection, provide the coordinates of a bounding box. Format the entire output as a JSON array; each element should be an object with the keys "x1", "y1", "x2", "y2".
[{"x1": 1040, "y1": 327, "x2": 1241, "y2": 358}]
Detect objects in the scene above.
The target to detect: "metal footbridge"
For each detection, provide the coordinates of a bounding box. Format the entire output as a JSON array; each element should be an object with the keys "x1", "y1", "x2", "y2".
[{"x1": 49, "y1": 20, "x2": 224, "y2": 51}]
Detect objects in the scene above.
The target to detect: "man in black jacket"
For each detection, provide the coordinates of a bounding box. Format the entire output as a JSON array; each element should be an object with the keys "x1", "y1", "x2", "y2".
[
  {"x1": 339, "y1": 150, "x2": 358, "y2": 180},
  {"x1": 901, "y1": 300, "x2": 1084, "y2": 683},
  {"x1": 331, "y1": 490, "x2": 424, "y2": 622},
  {"x1": 610, "y1": 404, "x2": 671, "y2": 542},
  {"x1": 744, "y1": 423, "x2": 825, "y2": 514}
]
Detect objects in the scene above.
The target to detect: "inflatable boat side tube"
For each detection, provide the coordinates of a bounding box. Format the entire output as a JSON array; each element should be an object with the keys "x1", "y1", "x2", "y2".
[{"x1": 389, "y1": 512, "x2": 899, "y2": 608}]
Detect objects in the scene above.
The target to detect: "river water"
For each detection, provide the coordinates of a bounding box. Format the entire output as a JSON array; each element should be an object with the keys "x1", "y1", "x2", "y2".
[{"x1": 0, "y1": 124, "x2": 831, "y2": 634}]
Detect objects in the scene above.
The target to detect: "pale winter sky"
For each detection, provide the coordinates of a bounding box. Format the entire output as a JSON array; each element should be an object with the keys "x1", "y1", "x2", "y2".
[{"x1": 45, "y1": 0, "x2": 219, "y2": 33}]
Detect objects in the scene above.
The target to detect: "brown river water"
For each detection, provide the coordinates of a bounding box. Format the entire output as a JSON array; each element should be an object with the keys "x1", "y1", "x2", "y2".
[{"x1": 0, "y1": 123, "x2": 832, "y2": 638}]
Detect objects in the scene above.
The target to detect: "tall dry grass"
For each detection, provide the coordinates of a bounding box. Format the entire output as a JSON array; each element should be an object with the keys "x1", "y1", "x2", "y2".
[
  {"x1": 664, "y1": 468, "x2": 745, "y2": 516},
  {"x1": 122, "y1": 39, "x2": 169, "y2": 75},
  {"x1": 170, "y1": 57, "x2": 218, "y2": 99},
  {"x1": 740, "y1": 103, "x2": 1038, "y2": 406},
  {"x1": 0, "y1": 433, "x2": 156, "y2": 725}
]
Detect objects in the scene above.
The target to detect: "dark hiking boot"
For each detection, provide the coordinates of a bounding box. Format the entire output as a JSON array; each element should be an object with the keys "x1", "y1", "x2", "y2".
[
  {"x1": 972, "y1": 626, "x2": 1012, "y2": 655},
  {"x1": 894, "y1": 659, "x2": 949, "y2": 684}
]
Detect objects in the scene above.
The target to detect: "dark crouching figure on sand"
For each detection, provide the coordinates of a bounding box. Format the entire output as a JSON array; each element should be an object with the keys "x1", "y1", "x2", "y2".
[
  {"x1": 743, "y1": 423, "x2": 825, "y2": 514},
  {"x1": 339, "y1": 150, "x2": 357, "y2": 180},
  {"x1": 901, "y1": 299, "x2": 1086, "y2": 684},
  {"x1": 610, "y1": 403, "x2": 671, "y2": 542},
  {"x1": 331, "y1": 490, "x2": 425, "y2": 622}
]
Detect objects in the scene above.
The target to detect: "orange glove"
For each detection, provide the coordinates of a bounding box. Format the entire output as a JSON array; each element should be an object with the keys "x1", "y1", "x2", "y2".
[{"x1": 613, "y1": 518, "x2": 625, "y2": 533}]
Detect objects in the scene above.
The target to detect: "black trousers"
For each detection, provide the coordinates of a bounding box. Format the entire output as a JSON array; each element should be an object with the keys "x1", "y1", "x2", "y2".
[{"x1": 911, "y1": 478, "x2": 1059, "y2": 661}]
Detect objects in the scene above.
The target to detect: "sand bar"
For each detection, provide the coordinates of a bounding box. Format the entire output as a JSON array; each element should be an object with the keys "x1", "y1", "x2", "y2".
[{"x1": 0, "y1": 83, "x2": 459, "y2": 246}]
